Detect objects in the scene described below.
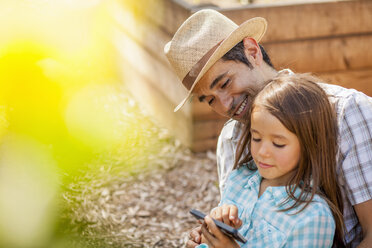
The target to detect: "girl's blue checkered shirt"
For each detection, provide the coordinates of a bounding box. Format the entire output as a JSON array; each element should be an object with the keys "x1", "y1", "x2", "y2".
[{"x1": 219, "y1": 164, "x2": 335, "y2": 248}]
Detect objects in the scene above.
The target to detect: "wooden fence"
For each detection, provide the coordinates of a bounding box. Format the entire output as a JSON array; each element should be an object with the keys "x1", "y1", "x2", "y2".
[{"x1": 114, "y1": 0, "x2": 372, "y2": 152}]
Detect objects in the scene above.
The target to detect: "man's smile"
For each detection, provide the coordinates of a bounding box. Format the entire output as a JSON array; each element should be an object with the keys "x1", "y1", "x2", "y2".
[{"x1": 233, "y1": 96, "x2": 249, "y2": 118}]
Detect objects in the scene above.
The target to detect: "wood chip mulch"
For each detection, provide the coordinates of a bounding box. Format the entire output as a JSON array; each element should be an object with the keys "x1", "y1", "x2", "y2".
[{"x1": 62, "y1": 146, "x2": 220, "y2": 248}]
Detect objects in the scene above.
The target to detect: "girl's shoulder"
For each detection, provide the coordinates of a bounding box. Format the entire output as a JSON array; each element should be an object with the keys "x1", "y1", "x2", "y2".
[
  {"x1": 277, "y1": 192, "x2": 334, "y2": 224},
  {"x1": 303, "y1": 194, "x2": 334, "y2": 217},
  {"x1": 260, "y1": 192, "x2": 335, "y2": 247}
]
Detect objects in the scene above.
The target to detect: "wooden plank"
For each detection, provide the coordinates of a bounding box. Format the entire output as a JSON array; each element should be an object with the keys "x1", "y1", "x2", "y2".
[
  {"x1": 318, "y1": 69, "x2": 372, "y2": 97},
  {"x1": 265, "y1": 34, "x2": 372, "y2": 73},
  {"x1": 118, "y1": 56, "x2": 193, "y2": 147},
  {"x1": 113, "y1": 28, "x2": 189, "y2": 110},
  {"x1": 192, "y1": 137, "x2": 218, "y2": 152},
  {"x1": 113, "y1": 0, "x2": 191, "y2": 36},
  {"x1": 193, "y1": 119, "x2": 227, "y2": 141},
  {"x1": 110, "y1": 1, "x2": 174, "y2": 67},
  {"x1": 220, "y1": 0, "x2": 372, "y2": 42},
  {"x1": 153, "y1": 0, "x2": 192, "y2": 35}
]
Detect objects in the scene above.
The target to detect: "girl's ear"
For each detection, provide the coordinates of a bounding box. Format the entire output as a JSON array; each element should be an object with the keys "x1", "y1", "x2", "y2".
[{"x1": 242, "y1": 37, "x2": 263, "y2": 66}]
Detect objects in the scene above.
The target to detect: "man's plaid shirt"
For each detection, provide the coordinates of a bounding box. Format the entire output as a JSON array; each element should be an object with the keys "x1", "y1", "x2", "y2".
[{"x1": 216, "y1": 80, "x2": 372, "y2": 247}]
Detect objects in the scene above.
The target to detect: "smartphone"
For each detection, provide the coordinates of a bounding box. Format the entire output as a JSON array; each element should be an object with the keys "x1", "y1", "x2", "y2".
[{"x1": 189, "y1": 209, "x2": 247, "y2": 243}]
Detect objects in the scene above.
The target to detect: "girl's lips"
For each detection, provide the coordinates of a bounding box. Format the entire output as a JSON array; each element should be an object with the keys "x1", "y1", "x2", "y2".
[{"x1": 258, "y1": 162, "x2": 273, "y2": 169}]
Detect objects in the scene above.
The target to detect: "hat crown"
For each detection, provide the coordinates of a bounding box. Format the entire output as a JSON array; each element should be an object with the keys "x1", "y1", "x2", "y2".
[{"x1": 164, "y1": 9, "x2": 237, "y2": 81}]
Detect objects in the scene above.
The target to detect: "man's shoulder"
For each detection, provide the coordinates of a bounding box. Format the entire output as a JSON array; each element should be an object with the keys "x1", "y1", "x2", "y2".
[
  {"x1": 320, "y1": 82, "x2": 371, "y2": 102},
  {"x1": 219, "y1": 119, "x2": 243, "y2": 141},
  {"x1": 319, "y1": 83, "x2": 372, "y2": 119}
]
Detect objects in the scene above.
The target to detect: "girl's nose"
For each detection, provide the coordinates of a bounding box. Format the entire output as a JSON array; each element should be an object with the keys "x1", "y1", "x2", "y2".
[{"x1": 258, "y1": 143, "x2": 271, "y2": 158}]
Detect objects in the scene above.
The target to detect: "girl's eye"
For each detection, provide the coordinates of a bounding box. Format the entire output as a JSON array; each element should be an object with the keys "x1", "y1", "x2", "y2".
[
  {"x1": 208, "y1": 98, "x2": 215, "y2": 105},
  {"x1": 273, "y1": 143, "x2": 285, "y2": 148},
  {"x1": 252, "y1": 138, "x2": 261, "y2": 142},
  {"x1": 221, "y1": 79, "x2": 230, "y2": 89}
]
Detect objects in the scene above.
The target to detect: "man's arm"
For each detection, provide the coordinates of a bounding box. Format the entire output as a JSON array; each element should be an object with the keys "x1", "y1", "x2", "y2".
[
  {"x1": 334, "y1": 88, "x2": 372, "y2": 246},
  {"x1": 354, "y1": 200, "x2": 372, "y2": 248}
]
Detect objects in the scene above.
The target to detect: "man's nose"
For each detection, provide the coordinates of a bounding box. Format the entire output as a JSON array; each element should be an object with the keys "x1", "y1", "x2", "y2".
[{"x1": 218, "y1": 94, "x2": 233, "y2": 114}]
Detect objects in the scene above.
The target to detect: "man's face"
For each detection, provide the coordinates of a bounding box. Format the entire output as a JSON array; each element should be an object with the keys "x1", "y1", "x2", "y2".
[{"x1": 193, "y1": 59, "x2": 265, "y2": 123}]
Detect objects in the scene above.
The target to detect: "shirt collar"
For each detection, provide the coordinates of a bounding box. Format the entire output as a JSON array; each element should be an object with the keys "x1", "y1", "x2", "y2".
[
  {"x1": 278, "y1": 68, "x2": 293, "y2": 75},
  {"x1": 246, "y1": 170, "x2": 303, "y2": 208}
]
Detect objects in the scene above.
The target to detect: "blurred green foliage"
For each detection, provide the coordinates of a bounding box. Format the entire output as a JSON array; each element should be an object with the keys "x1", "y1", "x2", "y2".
[{"x1": 0, "y1": 1, "x2": 174, "y2": 247}]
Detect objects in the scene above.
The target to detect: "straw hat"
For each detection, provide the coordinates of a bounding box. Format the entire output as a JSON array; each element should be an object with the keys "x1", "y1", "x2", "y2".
[{"x1": 164, "y1": 9, "x2": 267, "y2": 112}]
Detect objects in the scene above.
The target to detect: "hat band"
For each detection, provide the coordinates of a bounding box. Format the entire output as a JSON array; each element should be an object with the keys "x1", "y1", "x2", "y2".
[{"x1": 182, "y1": 41, "x2": 223, "y2": 90}]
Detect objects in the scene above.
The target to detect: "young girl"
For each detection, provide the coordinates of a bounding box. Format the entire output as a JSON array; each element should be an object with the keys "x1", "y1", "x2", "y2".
[{"x1": 197, "y1": 73, "x2": 345, "y2": 247}]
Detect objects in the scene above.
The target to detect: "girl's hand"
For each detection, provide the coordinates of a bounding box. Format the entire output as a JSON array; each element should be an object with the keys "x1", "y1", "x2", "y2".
[
  {"x1": 201, "y1": 215, "x2": 240, "y2": 248},
  {"x1": 186, "y1": 225, "x2": 202, "y2": 248},
  {"x1": 210, "y1": 204, "x2": 242, "y2": 229}
]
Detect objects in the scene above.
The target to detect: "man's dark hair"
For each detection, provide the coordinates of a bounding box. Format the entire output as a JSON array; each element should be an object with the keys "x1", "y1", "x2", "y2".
[{"x1": 222, "y1": 40, "x2": 274, "y2": 68}]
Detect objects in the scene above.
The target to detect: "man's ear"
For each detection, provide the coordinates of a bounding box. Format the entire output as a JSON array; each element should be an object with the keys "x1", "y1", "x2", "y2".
[{"x1": 242, "y1": 37, "x2": 263, "y2": 66}]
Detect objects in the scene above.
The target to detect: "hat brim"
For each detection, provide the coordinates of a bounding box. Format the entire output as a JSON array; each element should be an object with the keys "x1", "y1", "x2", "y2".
[{"x1": 174, "y1": 17, "x2": 267, "y2": 112}]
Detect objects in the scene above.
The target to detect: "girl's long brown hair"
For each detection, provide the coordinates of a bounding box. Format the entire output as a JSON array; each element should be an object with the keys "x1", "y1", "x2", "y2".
[{"x1": 234, "y1": 73, "x2": 345, "y2": 247}]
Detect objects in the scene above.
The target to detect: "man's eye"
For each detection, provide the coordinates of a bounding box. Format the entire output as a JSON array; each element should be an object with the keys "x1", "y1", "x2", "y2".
[
  {"x1": 221, "y1": 79, "x2": 230, "y2": 89},
  {"x1": 273, "y1": 143, "x2": 285, "y2": 148}
]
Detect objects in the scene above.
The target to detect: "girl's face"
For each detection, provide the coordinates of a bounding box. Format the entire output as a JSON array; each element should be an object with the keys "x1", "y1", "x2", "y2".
[{"x1": 250, "y1": 106, "x2": 301, "y2": 186}]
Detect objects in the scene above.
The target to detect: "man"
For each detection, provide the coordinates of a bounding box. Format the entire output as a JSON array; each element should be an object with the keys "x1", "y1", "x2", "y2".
[{"x1": 164, "y1": 9, "x2": 372, "y2": 247}]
